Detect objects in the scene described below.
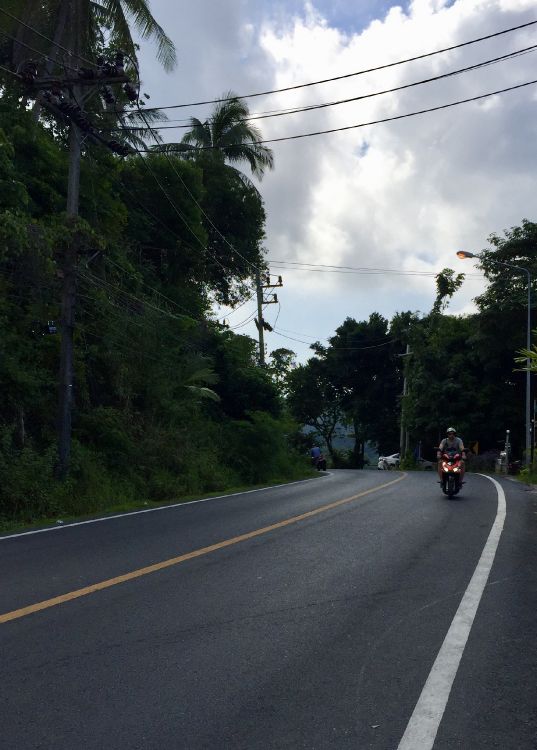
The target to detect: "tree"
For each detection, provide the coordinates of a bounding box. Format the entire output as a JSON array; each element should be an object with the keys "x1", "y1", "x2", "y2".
[
  {"x1": 164, "y1": 93, "x2": 274, "y2": 184},
  {"x1": 1, "y1": 0, "x2": 176, "y2": 76},
  {"x1": 432, "y1": 268, "x2": 465, "y2": 315},
  {"x1": 313, "y1": 314, "x2": 402, "y2": 465},
  {"x1": 286, "y1": 359, "x2": 345, "y2": 458},
  {"x1": 4, "y1": 0, "x2": 177, "y2": 478},
  {"x1": 268, "y1": 348, "x2": 296, "y2": 395},
  {"x1": 155, "y1": 94, "x2": 275, "y2": 304}
]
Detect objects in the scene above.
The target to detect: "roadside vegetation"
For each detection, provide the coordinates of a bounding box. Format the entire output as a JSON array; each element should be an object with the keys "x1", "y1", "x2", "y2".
[
  {"x1": 2, "y1": 6, "x2": 537, "y2": 529},
  {"x1": 284, "y1": 225, "x2": 537, "y2": 469},
  {"x1": 0, "y1": 3, "x2": 311, "y2": 528}
]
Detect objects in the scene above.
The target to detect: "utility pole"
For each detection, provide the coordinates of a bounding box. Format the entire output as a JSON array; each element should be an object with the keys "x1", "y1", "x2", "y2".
[
  {"x1": 255, "y1": 269, "x2": 266, "y2": 366},
  {"x1": 254, "y1": 271, "x2": 282, "y2": 366},
  {"x1": 57, "y1": 0, "x2": 82, "y2": 479},
  {"x1": 399, "y1": 344, "x2": 411, "y2": 459},
  {"x1": 14, "y1": 5, "x2": 133, "y2": 478}
]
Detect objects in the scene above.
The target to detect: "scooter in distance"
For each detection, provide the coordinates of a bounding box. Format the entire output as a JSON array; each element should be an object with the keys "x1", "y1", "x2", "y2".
[
  {"x1": 312, "y1": 453, "x2": 327, "y2": 471},
  {"x1": 439, "y1": 449, "x2": 464, "y2": 498}
]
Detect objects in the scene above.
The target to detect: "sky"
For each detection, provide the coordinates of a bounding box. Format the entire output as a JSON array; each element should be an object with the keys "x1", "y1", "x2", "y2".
[{"x1": 136, "y1": 0, "x2": 537, "y2": 362}]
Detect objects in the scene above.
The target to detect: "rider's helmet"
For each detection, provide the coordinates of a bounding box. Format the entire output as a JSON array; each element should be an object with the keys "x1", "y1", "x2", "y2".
[{"x1": 446, "y1": 427, "x2": 456, "y2": 435}]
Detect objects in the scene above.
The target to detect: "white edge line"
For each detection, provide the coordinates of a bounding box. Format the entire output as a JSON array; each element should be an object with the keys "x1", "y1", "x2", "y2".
[
  {"x1": 0, "y1": 473, "x2": 331, "y2": 541},
  {"x1": 396, "y1": 474, "x2": 507, "y2": 750}
]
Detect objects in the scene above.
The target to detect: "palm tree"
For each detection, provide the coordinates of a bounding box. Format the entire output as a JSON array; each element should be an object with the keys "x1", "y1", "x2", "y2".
[
  {"x1": 158, "y1": 92, "x2": 274, "y2": 186},
  {"x1": 3, "y1": 0, "x2": 176, "y2": 75}
]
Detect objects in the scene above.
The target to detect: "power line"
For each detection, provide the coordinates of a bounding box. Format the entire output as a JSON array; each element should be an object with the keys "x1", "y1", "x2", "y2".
[
  {"x1": 114, "y1": 44, "x2": 537, "y2": 132},
  {"x1": 87, "y1": 149, "x2": 260, "y2": 323},
  {"x1": 113, "y1": 60, "x2": 252, "y2": 279},
  {"x1": 268, "y1": 261, "x2": 484, "y2": 278},
  {"x1": 219, "y1": 289, "x2": 257, "y2": 319},
  {"x1": 104, "y1": 257, "x2": 198, "y2": 318},
  {"x1": 0, "y1": 7, "x2": 97, "y2": 68},
  {"x1": 77, "y1": 268, "x2": 194, "y2": 324},
  {"x1": 0, "y1": 63, "x2": 23, "y2": 80},
  {"x1": 142, "y1": 78, "x2": 537, "y2": 151},
  {"x1": 0, "y1": 29, "x2": 80, "y2": 74},
  {"x1": 129, "y1": 97, "x2": 263, "y2": 276},
  {"x1": 229, "y1": 301, "x2": 271, "y2": 330},
  {"x1": 140, "y1": 19, "x2": 537, "y2": 113},
  {"x1": 271, "y1": 327, "x2": 397, "y2": 350}
]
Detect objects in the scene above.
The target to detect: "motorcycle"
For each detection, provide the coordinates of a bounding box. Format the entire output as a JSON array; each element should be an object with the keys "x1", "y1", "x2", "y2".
[
  {"x1": 439, "y1": 449, "x2": 463, "y2": 498},
  {"x1": 312, "y1": 453, "x2": 327, "y2": 471}
]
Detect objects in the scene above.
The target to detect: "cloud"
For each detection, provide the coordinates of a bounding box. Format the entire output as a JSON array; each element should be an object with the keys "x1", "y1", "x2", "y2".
[{"x1": 137, "y1": 0, "x2": 537, "y2": 361}]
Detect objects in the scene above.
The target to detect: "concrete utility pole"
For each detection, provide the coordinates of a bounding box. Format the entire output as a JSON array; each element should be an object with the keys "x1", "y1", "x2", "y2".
[
  {"x1": 399, "y1": 344, "x2": 411, "y2": 458},
  {"x1": 255, "y1": 269, "x2": 266, "y2": 366},
  {"x1": 15, "y1": 3, "x2": 133, "y2": 478},
  {"x1": 57, "y1": 0, "x2": 83, "y2": 479},
  {"x1": 254, "y1": 271, "x2": 282, "y2": 366}
]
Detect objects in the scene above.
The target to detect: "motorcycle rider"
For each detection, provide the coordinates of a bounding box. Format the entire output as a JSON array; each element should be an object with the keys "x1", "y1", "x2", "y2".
[
  {"x1": 310, "y1": 444, "x2": 321, "y2": 468},
  {"x1": 437, "y1": 427, "x2": 466, "y2": 482}
]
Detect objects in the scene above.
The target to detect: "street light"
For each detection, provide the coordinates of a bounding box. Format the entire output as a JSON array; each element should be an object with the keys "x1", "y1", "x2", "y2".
[{"x1": 457, "y1": 250, "x2": 532, "y2": 465}]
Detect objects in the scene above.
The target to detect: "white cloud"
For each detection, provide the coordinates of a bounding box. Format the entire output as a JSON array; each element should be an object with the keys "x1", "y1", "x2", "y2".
[{"x1": 137, "y1": 0, "x2": 537, "y2": 361}]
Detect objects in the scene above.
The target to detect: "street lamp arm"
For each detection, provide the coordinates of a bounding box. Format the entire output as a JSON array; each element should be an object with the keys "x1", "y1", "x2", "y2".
[{"x1": 457, "y1": 250, "x2": 530, "y2": 281}]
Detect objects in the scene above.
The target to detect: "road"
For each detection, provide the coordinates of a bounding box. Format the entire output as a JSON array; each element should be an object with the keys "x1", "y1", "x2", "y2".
[{"x1": 1, "y1": 470, "x2": 536, "y2": 749}]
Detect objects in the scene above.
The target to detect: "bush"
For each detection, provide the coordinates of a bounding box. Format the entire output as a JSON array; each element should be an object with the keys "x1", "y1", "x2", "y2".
[
  {"x1": 399, "y1": 451, "x2": 417, "y2": 470},
  {"x1": 226, "y1": 411, "x2": 310, "y2": 485}
]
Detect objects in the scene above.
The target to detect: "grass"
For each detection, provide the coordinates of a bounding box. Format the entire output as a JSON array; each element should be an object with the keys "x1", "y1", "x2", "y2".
[{"x1": 0, "y1": 470, "x2": 318, "y2": 536}]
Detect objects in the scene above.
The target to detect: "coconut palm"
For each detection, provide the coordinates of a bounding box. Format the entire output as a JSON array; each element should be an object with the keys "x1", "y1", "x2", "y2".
[
  {"x1": 157, "y1": 92, "x2": 274, "y2": 185},
  {"x1": 3, "y1": 0, "x2": 176, "y2": 75}
]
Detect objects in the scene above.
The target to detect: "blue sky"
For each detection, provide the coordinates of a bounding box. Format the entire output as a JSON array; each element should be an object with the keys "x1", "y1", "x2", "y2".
[{"x1": 283, "y1": 0, "x2": 402, "y2": 31}]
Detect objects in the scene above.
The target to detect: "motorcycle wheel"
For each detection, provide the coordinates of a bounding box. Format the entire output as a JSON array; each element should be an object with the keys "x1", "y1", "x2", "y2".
[{"x1": 447, "y1": 475, "x2": 455, "y2": 498}]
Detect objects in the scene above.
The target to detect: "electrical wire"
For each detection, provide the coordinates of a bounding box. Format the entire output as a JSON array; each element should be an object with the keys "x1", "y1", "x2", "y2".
[
  {"x1": 0, "y1": 63, "x2": 23, "y2": 80},
  {"x1": 139, "y1": 19, "x2": 537, "y2": 112},
  {"x1": 104, "y1": 255, "x2": 201, "y2": 318},
  {"x1": 146, "y1": 77, "x2": 537, "y2": 149},
  {"x1": 131, "y1": 100, "x2": 263, "y2": 276},
  {"x1": 115, "y1": 44, "x2": 537, "y2": 131},
  {"x1": 116, "y1": 54, "x2": 264, "y2": 283},
  {"x1": 78, "y1": 268, "x2": 194, "y2": 324},
  {"x1": 219, "y1": 288, "x2": 257, "y2": 319},
  {"x1": 83, "y1": 149, "x2": 204, "y2": 321},
  {"x1": 268, "y1": 261, "x2": 484, "y2": 278},
  {"x1": 0, "y1": 29, "x2": 80, "y2": 74},
  {"x1": 228, "y1": 312, "x2": 257, "y2": 330},
  {"x1": 87, "y1": 147, "x2": 259, "y2": 325},
  {"x1": 271, "y1": 327, "x2": 397, "y2": 350},
  {"x1": 109, "y1": 66, "x2": 233, "y2": 278},
  {"x1": 0, "y1": 7, "x2": 97, "y2": 68}
]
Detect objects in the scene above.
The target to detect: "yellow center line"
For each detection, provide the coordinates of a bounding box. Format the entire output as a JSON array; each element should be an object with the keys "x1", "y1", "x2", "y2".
[{"x1": 1, "y1": 474, "x2": 406, "y2": 624}]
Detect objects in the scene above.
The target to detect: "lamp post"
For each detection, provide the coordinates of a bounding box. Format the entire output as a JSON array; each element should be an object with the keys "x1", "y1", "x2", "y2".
[{"x1": 457, "y1": 250, "x2": 532, "y2": 465}]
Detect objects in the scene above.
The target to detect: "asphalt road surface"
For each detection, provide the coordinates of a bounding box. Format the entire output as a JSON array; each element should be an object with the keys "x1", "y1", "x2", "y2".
[{"x1": 1, "y1": 470, "x2": 537, "y2": 749}]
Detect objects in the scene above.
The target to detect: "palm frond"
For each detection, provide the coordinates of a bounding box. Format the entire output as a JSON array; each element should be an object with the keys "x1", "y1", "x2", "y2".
[
  {"x1": 109, "y1": 0, "x2": 177, "y2": 71},
  {"x1": 181, "y1": 118, "x2": 212, "y2": 148}
]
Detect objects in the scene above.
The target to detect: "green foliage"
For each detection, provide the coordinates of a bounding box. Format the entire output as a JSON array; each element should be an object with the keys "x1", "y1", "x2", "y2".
[
  {"x1": 432, "y1": 268, "x2": 465, "y2": 315},
  {"x1": 0, "y1": 97, "x2": 306, "y2": 527},
  {"x1": 286, "y1": 358, "x2": 345, "y2": 457},
  {"x1": 399, "y1": 451, "x2": 417, "y2": 470},
  {"x1": 286, "y1": 218, "x2": 534, "y2": 464},
  {"x1": 225, "y1": 412, "x2": 310, "y2": 485}
]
